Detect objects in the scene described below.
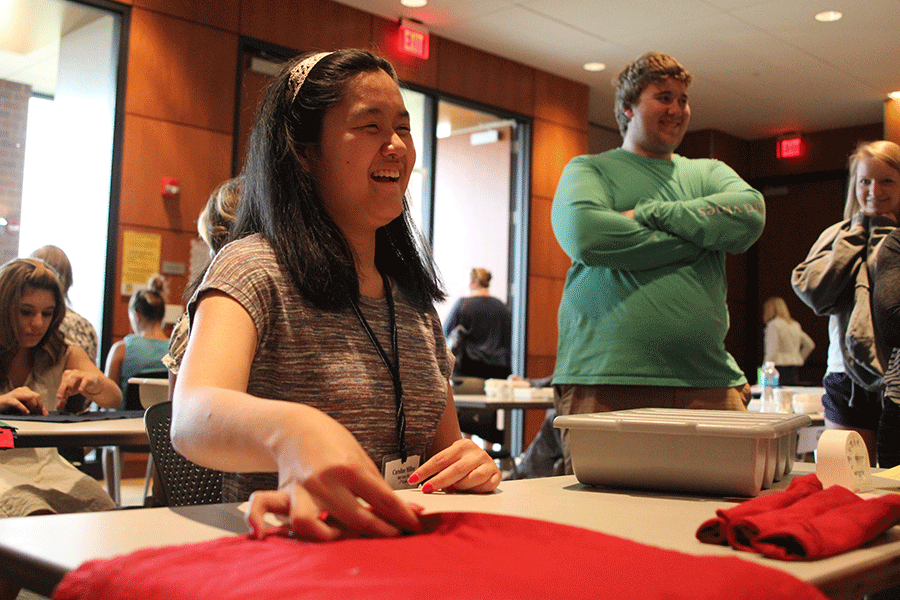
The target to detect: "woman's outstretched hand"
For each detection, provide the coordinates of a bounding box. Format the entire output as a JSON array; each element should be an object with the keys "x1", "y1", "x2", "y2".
[
  {"x1": 56, "y1": 369, "x2": 103, "y2": 409},
  {"x1": 407, "y1": 438, "x2": 501, "y2": 494},
  {"x1": 244, "y1": 410, "x2": 424, "y2": 542}
]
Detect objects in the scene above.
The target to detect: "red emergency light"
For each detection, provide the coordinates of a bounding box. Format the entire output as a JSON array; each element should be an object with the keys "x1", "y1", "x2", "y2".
[
  {"x1": 777, "y1": 135, "x2": 805, "y2": 159},
  {"x1": 398, "y1": 19, "x2": 429, "y2": 59}
]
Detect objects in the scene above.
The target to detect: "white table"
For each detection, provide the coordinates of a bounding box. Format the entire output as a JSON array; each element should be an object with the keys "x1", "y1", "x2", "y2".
[
  {"x1": 453, "y1": 393, "x2": 553, "y2": 456},
  {"x1": 0, "y1": 463, "x2": 897, "y2": 599},
  {"x1": 3, "y1": 416, "x2": 148, "y2": 448}
]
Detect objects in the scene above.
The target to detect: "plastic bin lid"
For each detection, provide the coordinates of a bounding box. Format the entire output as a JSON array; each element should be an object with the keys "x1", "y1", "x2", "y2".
[{"x1": 553, "y1": 408, "x2": 811, "y2": 438}]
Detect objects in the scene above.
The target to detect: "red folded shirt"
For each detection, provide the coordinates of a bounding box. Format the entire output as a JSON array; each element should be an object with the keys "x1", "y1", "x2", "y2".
[
  {"x1": 697, "y1": 473, "x2": 900, "y2": 560},
  {"x1": 54, "y1": 512, "x2": 827, "y2": 600}
]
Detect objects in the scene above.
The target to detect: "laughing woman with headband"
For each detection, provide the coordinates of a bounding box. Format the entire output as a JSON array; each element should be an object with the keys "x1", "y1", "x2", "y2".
[{"x1": 172, "y1": 49, "x2": 500, "y2": 542}]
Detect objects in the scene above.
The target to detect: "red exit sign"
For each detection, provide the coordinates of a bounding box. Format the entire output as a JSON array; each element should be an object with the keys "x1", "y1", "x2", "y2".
[
  {"x1": 777, "y1": 135, "x2": 805, "y2": 159},
  {"x1": 399, "y1": 22, "x2": 429, "y2": 59}
]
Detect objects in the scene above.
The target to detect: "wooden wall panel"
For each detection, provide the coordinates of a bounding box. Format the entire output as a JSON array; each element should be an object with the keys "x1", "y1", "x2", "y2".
[
  {"x1": 133, "y1": 0, "x2": 239, "y2": 31},
  {"x1": 753, "y1": 177, "x2": 846, "y2": 382},
  {"x1": 681, "y1": 129, "x2": 749, "y2": 177},
  {"x1": 120, "y1": 114, "x2": 233, "y2": 232},
  {"x1": 108, "y1": 228, "x2": 198, "y2": 344},
  {"x1": 526, "y1": 355, "x2": 557, "y2": 380},
  {"x1": 534, "y1": 71, "x2": 588, "y2": 132},
  {"x1": 126, "y1": 8, "x2": 237, "y2": 132},
  {"x1": 371, "y1": 16, "x2": 438, "y2": 91},
  {"x1": 747, "y1": 123, "x2": 882, "y2": 180},
  {"x1": 711, "y1": 130, "x2": 749, "y2": 177},
  {"x1": 528, "y1": 195, "x2": 569, "y2": 278},
  {"x1": 236, "y1": 56, "x2": 272, "y2": 175},
  {"x1": 240, "y1": 0, "x2": 371, "y2": 53},
  {"x1": 531, "y1": 119, "x2": 588, "y2": 199},
  {"x1": 887, "y1": 98, "x2": 900, "y2": 146},
  {"x1": 526, "y1": 274, "x2": 564, "y2": 359},
  {"x1": 436, "y1": 39, "x2": 534, "y2": 117}
]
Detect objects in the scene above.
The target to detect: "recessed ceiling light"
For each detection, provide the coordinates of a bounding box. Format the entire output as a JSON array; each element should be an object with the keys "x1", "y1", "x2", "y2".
[
  {"x1": 401, "y1": 0, "x2": 427, "y2": 7},
  {"x1": 814, "y1": 10, "x2": 842, "y2": 22},
  {"x1": 583, "y1": 62, "x2": 606, "y2": 72}
]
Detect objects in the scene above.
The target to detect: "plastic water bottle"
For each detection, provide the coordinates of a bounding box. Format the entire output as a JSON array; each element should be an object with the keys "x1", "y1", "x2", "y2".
[{"x1": 760, "y1": 361, "x2": 780, "y2": 413}]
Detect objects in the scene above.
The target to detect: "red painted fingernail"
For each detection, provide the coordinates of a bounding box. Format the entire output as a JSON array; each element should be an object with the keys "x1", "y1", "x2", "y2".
[
  {"x1": 422, "y1": 482, "x2": 433, "y2": 494},
  {"x1": 408, "y1": 473, "x2": 419, "y2": 484},
  {"x1": 318, "y1": 510, "x2": 329, "y2": 521}
]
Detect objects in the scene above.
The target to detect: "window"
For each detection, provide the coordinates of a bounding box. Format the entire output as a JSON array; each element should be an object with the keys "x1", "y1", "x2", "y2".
[{"x1": 2, "y1": 0, "x2": 126, "y2": 359}]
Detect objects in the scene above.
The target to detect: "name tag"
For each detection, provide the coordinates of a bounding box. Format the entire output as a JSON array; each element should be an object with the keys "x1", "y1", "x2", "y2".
[{"x1": 382, "y1": 453, "x2": 421, "y2": 490}]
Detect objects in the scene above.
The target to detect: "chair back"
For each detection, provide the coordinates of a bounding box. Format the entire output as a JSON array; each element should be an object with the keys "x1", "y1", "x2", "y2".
[
  {"x1": 123, "y1": 369, "x2": 169, "y2": 411},
  {"x1": 144, "y1": 401, "x2": 223, "y2": 506}
]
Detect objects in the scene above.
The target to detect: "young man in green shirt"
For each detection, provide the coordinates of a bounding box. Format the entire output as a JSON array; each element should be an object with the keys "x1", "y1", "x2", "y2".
[{"x1": 551, "y1": 52, "x2": 765, "y2": 472}]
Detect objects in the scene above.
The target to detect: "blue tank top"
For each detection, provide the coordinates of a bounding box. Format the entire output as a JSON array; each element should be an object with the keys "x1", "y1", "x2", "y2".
[{"x1": 120, "y1": 334, "x2": 169, "y2": 391}]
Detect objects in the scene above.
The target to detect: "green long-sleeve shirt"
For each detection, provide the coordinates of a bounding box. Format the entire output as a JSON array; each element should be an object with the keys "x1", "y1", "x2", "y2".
[{"x1": 551, "y1": 149, "x2": 765, "y2": 387}]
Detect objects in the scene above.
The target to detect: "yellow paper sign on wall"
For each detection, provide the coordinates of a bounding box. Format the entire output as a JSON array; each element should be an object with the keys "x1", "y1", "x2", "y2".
[{"x1": 121, "y1": 231, "x2": 161, "y2": 296}]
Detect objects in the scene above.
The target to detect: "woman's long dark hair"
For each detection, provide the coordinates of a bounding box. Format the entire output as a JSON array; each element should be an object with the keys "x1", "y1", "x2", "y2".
[
  {"x1": 0, "y1": 258, "x2": 66, "y2": 387},
  {"x1": 232, "y1": 48, "x2": 444, "y2": 311}
]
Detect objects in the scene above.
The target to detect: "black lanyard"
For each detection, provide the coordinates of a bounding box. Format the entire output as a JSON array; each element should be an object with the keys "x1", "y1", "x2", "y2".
[{"x1": 351, "y1": 274, "x2": 407, "y2": 461}]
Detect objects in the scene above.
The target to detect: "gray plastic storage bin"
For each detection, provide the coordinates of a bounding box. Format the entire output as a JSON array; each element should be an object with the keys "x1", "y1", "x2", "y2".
[{"x1": 554, "y1": 409, "x2": 811, "y2": 497}]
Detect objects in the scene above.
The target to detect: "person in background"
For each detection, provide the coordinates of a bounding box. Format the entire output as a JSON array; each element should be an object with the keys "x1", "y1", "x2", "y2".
[
  {"x1": 443, "y1": 268, "x2": 512, "y2": 446},
  {"x1": 29, "y1": 245, "x2": 98, "y2": 363},
  {"x1": 0, "y1": 259, "x2": 121, "y2": 514},
  {"x1": 172, "y1": 49, "x2": 500, "y2": 542},
  {"x1": 873, "y1": 227, "x2": 900, "y2": 468},
  {"x1": 550, "y1": 51, "x2": 765, "y2": 473},
  {"x1": 0, "y1": 259, "x2": 121, "y2": 600},
  {"x1": 443, "y1": 268, "x2": 512, "y2": 380},
  {"x1": 104, "y1": 274, "x2": 168, "y2": 403},
  {"x1": 792, "y1": 140, "x2": 900, "y2": 467},
  {"x1": 762, "y1": 296, "x2": 815, "y2": 386},
  {"x1": 163, "y1": 176, "x2": 242, "y2": 376}
]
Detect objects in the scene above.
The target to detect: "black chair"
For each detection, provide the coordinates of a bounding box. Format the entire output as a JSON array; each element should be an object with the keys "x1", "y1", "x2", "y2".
[{"x1": 144, "y1": 401, "x2": 223, "y2": 506}]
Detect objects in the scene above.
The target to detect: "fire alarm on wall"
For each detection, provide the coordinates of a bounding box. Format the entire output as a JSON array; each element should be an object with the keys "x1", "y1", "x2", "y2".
[{"x1": 161, "y1": 176, "x2": 180, "y2": 198}]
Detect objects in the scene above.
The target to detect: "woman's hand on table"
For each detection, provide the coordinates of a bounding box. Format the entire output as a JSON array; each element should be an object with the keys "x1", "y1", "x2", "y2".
[
  {"x1": 245, "y1": 410, "x2": 424, "y2": 542},
  {"x1": 0, "y1": 387, "x2": 47, "y2": 415},
  {"x1": 56, "y1": 369, "x2": 103, "y2": 409},
  {"x1": 408, "y1": 438, "x2": 501, "y2": 494}
]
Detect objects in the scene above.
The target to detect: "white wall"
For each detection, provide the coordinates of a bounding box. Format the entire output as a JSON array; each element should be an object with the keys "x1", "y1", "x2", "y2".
[{"x1": 432, "y1": 127, "x2": 512, "y2": 328}]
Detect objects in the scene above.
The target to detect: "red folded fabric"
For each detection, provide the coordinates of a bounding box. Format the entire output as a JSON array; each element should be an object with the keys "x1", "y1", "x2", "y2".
[
  {"x1": 751, "y1": 493, "x2": 900, "y2": 560},
  {"x1": 728, "y1": 485, "x2": 859, "y2": 552},
  {"x1": 0, "y1": 426, "x2": 14, "y2": 449},
  {"x1": 697, "y1": 473, "x2": 900, "y2": 560},
  {"x1": 54, "y1": 512, "x2": 827, "y2": 600},
  {"x1": 696, "y1": 473, "x2": 823, "y2": 545}
]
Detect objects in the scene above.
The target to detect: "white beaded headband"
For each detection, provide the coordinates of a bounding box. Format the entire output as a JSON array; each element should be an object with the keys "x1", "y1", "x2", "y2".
[{"x1": 289, "y1": 52, "x2": 332, "y2": 102}]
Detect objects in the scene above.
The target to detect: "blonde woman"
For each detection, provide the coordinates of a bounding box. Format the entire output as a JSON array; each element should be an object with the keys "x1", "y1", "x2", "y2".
[
  {"x1": 762, "y1": 296, "x2": 815, "y2": 385},
  {"x1": 792, "y1": 140, "x2": 900, "y2": 466}
]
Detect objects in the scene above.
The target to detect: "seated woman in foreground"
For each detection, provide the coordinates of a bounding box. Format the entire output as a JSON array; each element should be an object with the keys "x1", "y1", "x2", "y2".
[
  {"x1": 172, "y1": 49, "x2": 500, "y2": 542},
  {"x1": 0, "y1": 258, "x2": 122, "y2": 517}
]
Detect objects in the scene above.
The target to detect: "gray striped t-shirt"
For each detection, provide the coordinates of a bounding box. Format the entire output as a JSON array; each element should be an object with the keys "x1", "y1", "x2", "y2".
[{"x1": 191, "y1": 234, "x2": 452, "y2": 501}]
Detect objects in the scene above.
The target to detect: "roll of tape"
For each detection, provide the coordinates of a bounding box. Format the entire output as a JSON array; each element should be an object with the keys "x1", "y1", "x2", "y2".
[{"x1": 815, "y1": 429, "x2": 873, "y2": 492}]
